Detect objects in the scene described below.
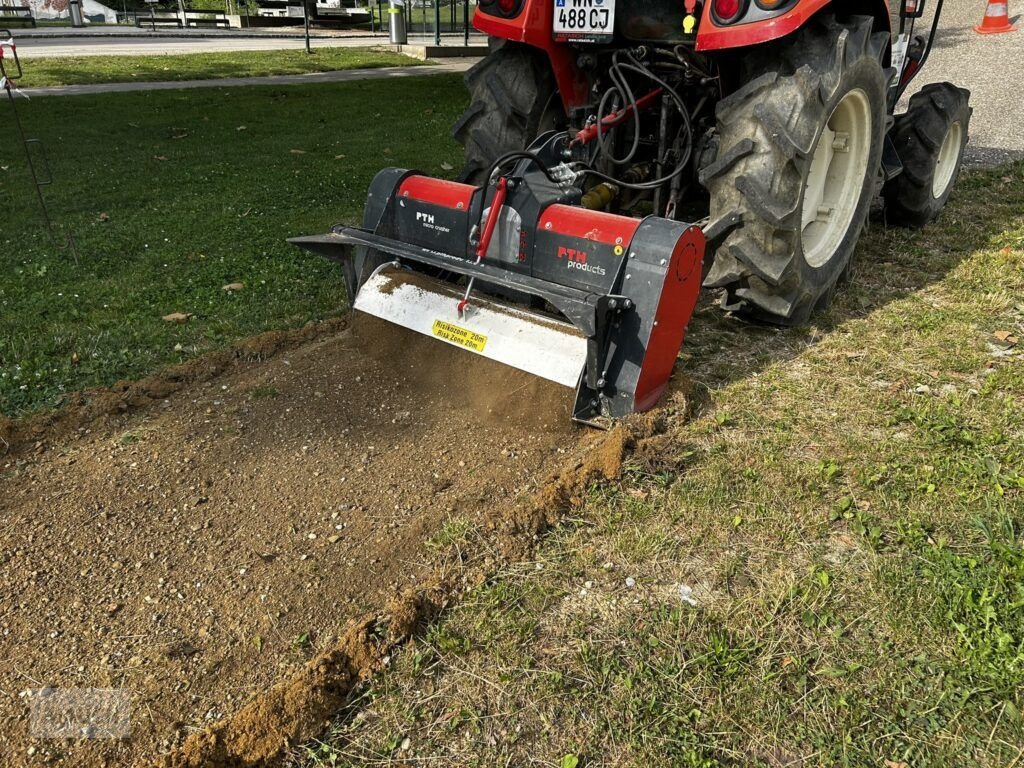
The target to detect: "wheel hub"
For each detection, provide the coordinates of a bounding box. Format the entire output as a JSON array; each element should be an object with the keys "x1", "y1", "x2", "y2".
[
  {"x1": 801, "y1": 89, "x2": 873, "y2": 269},
  {"x1": 933, "y1": 121, "x2": 963, "y2": 199}
]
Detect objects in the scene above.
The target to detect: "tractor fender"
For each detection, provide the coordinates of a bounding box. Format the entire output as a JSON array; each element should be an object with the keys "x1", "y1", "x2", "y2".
[
  {"x1": 696, "y1": 0, "x2": 891, "y2": 52},
  {"x1": 473, "y1": 0, "x2": 591, "y2": 110}
]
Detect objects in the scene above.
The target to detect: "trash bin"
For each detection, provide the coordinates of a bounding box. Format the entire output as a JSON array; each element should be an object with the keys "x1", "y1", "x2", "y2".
[
  {"x1": 388, "y1": 0, "x2": 407, "y2": 44},
  {"x1": 68, "y1": 0, "x2": 85, "y2": 27}
]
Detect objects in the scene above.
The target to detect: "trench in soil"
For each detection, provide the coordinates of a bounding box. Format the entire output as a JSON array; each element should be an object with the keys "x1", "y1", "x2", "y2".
[{"x1": 0, "y1": 316, "x2": 590, "y2": 768}]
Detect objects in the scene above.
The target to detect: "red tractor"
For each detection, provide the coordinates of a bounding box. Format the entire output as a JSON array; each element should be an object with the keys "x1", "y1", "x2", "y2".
[
  {"x1": 294, "y1": 0, "x2": 970, "y2": 422},
  {"x1": 455, "y1": 0, "x2": 971, "y2": 323}
]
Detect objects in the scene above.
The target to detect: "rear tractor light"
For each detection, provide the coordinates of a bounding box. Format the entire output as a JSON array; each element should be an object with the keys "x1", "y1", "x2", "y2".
[
  {"x1": 479, "y1": 0, "x2": 524, "y2": 18},
  {"x1": 712, "y1": 0, "x2": 747, "y2": 24}
]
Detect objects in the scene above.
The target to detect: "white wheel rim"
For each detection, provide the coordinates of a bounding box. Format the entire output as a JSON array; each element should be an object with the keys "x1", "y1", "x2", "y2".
[
  {"x1": 801, "y1": 88, "x2": 873, "y2": 270},
  {"x1": 933, "y1": 121, "x2": 962, "y2": 199}
]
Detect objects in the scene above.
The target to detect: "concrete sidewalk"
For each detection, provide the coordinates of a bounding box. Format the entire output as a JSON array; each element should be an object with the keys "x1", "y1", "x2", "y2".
[{"x1": 17, "y1": 59, "x2": 478, "y2": 97}]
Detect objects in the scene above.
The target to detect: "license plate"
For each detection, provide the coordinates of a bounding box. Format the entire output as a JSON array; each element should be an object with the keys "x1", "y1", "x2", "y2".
[{"x1": 553, "y1": 0, "x2": 615, "y2": 43}]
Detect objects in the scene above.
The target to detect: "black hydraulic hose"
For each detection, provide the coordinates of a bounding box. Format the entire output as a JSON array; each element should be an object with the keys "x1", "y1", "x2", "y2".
[
  {"x1": 596, "y1": 51, "x2": 643, "y2": 166},
  {"x1": 901, "y1": 0, "x2": 944, "y2": 99},
  {"x1": 472, "y1": 150, "x2": 565, "y2": 244},
  {"x1": 583, "y1": 53, "x2": 695, "y2": 191},
  {"x1": 482, "y1": 150, "x2": 564, "y2": 187}
]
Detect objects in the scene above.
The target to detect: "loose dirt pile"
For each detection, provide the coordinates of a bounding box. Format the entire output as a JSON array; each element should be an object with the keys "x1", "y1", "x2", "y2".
[{"x1": 0, "y1": 317, "x2": 596, "y2": 768}]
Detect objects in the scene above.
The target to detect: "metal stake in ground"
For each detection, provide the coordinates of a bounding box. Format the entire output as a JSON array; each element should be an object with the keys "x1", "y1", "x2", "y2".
[{"x1": 0, "y1": 30, "x2": 80, "y2": 263}]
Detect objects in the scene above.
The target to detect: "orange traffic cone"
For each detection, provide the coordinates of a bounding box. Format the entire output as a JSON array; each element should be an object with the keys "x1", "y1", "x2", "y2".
[{"x1": 975, "y1": 0, "x2": 1016, "y2": 34}]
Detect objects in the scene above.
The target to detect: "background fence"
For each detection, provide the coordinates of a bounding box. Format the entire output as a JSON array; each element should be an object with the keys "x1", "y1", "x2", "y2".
[
  {"x1": 369, "y1": 0, "x2": 475, "y2": 44},
  {"x1": 118, "y1": 0, "x2": 480, "y2": 44}
]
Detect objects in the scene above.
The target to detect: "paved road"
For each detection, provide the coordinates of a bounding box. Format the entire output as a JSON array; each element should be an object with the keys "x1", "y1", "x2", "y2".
[
  {"x1": 19, "y1": 59, "x2": 478, "y2": 97},
  {"x1": 902, "y1": 1, "x2": 1022, "y2": 165},
  {"x1": 15, "y1": 30, "x2": 486, "y2": 58}
]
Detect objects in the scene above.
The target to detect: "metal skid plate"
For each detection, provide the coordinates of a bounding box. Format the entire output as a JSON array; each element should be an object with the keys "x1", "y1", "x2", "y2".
[{"x1": 355, "y1": 266, "x2": 588, "y2": 388}]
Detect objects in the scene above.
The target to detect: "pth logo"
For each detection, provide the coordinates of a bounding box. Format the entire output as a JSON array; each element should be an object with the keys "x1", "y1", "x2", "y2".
[
  {"x1": 557, "y1": 246, "x2": 588, "y2": 264},
  {"x1": 416, "y1": 211, "x2": 436, "y2": 225},
  {"x1": 556, "y1": 244, "x2": 606, "y2": 277}
]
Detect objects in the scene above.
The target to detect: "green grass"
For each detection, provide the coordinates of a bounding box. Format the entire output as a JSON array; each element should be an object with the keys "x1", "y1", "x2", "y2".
[
  {"x1": 17, "y1": 48, "x2": 422, "y2": 88},
  {"x1": 292, "y1": 165, "x2": 1024, "y2": 766},
  {"x1": 0, "y1": 74, "x2": 467, "y2": 416}
]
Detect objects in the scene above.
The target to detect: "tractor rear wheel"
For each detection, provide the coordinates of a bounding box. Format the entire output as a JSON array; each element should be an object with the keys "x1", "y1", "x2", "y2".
[
  {"x1": 453, "y1": 40, "x2": 564, "y2": 185},
  {"x1": 884, "y1": 83, "x2": 972, "y2": 227},
  {"x1": 702, "y1": 15, "x2": 889, "y2": 324}
]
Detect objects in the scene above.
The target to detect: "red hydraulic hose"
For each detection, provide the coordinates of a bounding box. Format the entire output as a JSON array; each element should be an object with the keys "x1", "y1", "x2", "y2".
[{"x1": 572, "y1": 88, "x2": 664, "y2": 146}]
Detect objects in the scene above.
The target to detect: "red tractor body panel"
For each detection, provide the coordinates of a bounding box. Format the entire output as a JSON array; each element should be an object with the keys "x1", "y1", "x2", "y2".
[
  {"x1": 696, "y1": 0, "x2": 889, "y2": 51},
  {"x1": 474, "y1": 0, "x2": 892, "y2": 110}
]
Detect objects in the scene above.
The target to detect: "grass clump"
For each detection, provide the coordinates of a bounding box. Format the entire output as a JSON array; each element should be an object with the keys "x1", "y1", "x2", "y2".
[{"x1": 18, "y1": 48, "x2": 422, "y2": 88}]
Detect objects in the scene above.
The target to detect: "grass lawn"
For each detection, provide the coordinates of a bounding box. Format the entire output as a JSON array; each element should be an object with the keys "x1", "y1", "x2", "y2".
[
  {"x1": 0, "y1": 74, "x2": 466, "y2": 416},
  {"x1": 295, "y1": 166, "x2": 1024, "y2": 766},
  {"x1": 16, "y1": 48, "x2": 422, "y2": 88}
]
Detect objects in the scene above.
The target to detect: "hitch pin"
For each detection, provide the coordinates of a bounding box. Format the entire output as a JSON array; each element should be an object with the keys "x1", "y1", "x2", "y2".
[{"x1": 459, "y1": 175, "x2": 508, "y2": 317}]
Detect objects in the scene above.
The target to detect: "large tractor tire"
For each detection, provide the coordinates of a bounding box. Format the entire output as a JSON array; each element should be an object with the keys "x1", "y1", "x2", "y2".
[
  {"x1": 453, "y1": 40, "x2": 563, "y2": 185},
  {"x1": 884, "y1": 83, "x2": 972, "y2": 227},
  {"x1": 702, "y1": 15, "x2": 889, "y2": 325}
]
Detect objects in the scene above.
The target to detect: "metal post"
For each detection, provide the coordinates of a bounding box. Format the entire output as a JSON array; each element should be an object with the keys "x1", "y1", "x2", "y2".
[
  {"x1": 463, "y1": 0, "x2": 468, "y2": 46},
  {"x1": 433, "y1": 0, "x2": 440, "y2": 45},
  {"x1": 143, "y1": 0, "x2": 158, "y2": 29},
  {"x1": 303, "y1": 0, "x2": 311, "y2": 53}
]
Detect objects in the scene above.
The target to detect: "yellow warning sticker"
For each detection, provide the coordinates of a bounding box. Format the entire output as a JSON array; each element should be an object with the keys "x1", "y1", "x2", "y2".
[{"x1": 432, "y1": 320, "x2": 488, "y2": 352}]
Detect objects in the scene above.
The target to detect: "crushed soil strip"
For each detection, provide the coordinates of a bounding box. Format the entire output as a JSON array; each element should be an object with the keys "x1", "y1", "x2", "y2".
[
  {"x1": 156, "y1": 415, "x2": 660, "y2": 768},
  {"x1": 0, "y1": 316, "x2": 609, "y2": 768}
]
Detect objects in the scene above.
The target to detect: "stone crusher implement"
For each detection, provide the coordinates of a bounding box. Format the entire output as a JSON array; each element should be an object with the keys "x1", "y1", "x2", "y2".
[{"x1": 291, "y1": 135, "x2": 705, "y2": 424}]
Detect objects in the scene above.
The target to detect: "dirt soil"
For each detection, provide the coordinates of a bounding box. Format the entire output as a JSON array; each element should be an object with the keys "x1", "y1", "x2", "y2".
[{"x1": 0, "y1": 316, "x2": 590, "y2": 768}]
